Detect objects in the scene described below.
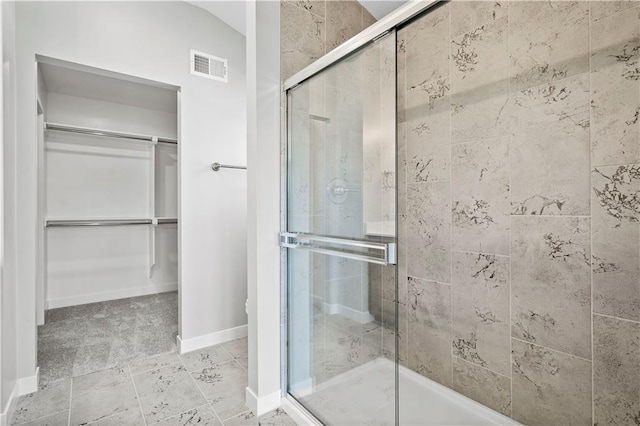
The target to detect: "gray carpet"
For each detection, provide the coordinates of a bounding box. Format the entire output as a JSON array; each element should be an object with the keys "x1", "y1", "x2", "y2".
[{"x1": 38, "y1": 291, "x2": 178, "y2": 385}]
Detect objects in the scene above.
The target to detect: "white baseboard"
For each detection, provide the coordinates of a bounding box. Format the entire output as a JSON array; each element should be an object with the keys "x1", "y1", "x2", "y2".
[
  {"x1": 1, "y1": 369, "x2": 40, "y2": 425},
  {"x1": 324, "y1": 303, "x2": 374, "y2": 324},
  {"x1": 177, "y1": 324, "x2": 247, "y2": 354},
  {"x1": 246, "y1": 387, "x2": 281, "y2": 417},
  {"x1": 0, "y1": 381, "x2": 19, "y2": 426},
  {"x1": 17, "y1": 367, "x2": 39, "y2": 396},
  {"x1": 47, "y1": 283, "x2": 178, "y2": 309}
]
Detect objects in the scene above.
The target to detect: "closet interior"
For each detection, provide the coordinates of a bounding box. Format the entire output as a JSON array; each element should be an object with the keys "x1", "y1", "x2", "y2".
[{"x1": 36, "y1": 58, "x2": 180, "y2": 382}]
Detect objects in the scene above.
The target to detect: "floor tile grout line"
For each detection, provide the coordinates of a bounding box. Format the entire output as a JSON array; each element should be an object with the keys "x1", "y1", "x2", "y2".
[
  {"x1": 510, "y1": 337, "x2": 592, "y2": 363},
  {"x1": 68, "y1": 378, "x2": 73, "y2": 426},
  {"x1": 218, "y1": 341, "x2": 249, "y2": 372},
  {"x1": 218, "y1": 343, "x2": 238, "y2": 364},
  {"x1": 176, "y1": 352, "x2": 226, "y2": 423},
  {"x1": 226, "y1": 410, "x2": 254, "y2": 423},
  {"x1": 13, "y1": 383, "x2": 75, "y2": 426},
  {"x1": 593, "y1": 311, "x2": 640, "y2": 325},
  {"x1": 128, "y1": 351, "x2": 182, "y2": 377},
  {"x1": 34, "y1": 375, "x2": 73, "y2": 388},
  {"x1": 12, "y1": 408, "x2": 71, "y2": 426},
  {"x1": 83, "y1": 405, "x2": 141, "y2": 425},
  {"x1": 178, "y1": 354, "x2": 254, "y2": 423},
  {"x1": 127, "y1": 363, "x2": 148, "y2": 426},
  {"x1": 199, "y1": 342, "x2": 251, "y2": 421},
  {"x1": 234, "y1": 357, "x2": 248, "y2": 373},
  {"x1": 208, "y1": 401, "x2": 226, "y2": 426},
  {"x1": 222, "y1": 410, "x2": 253, "y2": 423}
]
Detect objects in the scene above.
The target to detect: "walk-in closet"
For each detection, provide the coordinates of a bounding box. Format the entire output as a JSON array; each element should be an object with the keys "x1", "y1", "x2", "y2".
[{"x1": 36, "y1": 58, "x2": 180, "y2": 383}]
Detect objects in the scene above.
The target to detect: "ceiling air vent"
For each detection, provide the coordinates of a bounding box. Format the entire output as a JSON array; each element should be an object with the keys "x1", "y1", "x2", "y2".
[{"x1": 190, "y1": 49, "x2": 228, "y2": 83}]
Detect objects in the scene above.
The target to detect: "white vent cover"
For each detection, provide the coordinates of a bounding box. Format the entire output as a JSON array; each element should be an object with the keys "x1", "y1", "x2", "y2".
[{"x1": 190, "y1": 49, "x2": 228, "y2": 83}]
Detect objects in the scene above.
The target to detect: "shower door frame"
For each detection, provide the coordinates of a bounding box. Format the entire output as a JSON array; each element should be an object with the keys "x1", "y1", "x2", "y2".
[{"x1": 280, "y1": 0, "x2": 442, "y2": 423}]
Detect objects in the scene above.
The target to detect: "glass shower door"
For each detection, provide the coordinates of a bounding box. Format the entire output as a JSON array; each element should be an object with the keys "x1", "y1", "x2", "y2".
[{"x1": 283, "y1": 32, "x2": 397, "y2": 425}]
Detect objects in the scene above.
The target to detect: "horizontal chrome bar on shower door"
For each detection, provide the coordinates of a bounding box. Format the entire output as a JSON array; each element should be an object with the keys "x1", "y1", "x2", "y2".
[{"x1": 280, "y1": 232, "x2": 397, "y2": 265}]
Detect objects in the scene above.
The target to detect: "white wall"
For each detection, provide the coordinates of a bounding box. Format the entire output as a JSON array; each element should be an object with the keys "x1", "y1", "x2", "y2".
[
  {"x1": 13, "y1": 0, "x2": 247, "y2": 382},
  {"x1": 46, "y1": 93, "x2": 177, "y2": 139},
  {"x1": 1, "y1": 0, "x2": 19, "y2": 419}
]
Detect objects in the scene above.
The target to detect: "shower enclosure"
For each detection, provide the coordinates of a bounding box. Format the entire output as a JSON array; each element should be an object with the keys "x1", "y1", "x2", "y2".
[{"x1": 283, "y1": 1, "x2": 640, "y2": 425}]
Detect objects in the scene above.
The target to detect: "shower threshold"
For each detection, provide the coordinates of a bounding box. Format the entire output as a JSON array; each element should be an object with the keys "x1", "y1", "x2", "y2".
[{"x1": 299, "y1": 357, "x2": 520, "y2": 425}]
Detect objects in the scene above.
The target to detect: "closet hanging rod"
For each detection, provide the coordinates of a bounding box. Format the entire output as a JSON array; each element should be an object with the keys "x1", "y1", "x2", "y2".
[
  {"x1": 156, "y1": 218, "x2": 179, "y2": 224},
  {"x1": 157, "y1": 138, "x2": 178, "y2": 145},
  {"x1": 44, "y1": 122, "x2": 178, "y2": 145},
  {"x1": 45, "y1": 218, "x2": 178, "y2": 227},
  {"x1": 46, "y1": 219, "x2": 152, "y2": 227}
]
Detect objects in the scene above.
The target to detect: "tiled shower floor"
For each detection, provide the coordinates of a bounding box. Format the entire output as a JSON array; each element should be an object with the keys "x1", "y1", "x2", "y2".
[{"x1": 12, "y1": 293, "x2": 295, "y2": 426}]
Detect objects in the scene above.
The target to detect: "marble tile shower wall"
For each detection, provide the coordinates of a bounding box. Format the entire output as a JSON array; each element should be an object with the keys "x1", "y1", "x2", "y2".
[
  {"x1": 387, "y1": 2, "x2": 640, "y2": 425},
  {"x1": 280, "y1": 0, "x2": 376, "y2": 81}
]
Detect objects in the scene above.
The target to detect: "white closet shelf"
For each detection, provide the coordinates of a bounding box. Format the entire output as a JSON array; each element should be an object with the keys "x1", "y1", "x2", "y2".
[
  {"x1": 45, "y1": 217, "x2": 178, "y2": 227},
  {"x1": 44, "y1": 122, "x2": 177, "y2": 145}
]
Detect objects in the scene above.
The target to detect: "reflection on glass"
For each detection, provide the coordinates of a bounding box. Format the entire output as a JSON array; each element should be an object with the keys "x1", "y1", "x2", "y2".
[
  {"x1": 286, "y1": 32, "x2": 397, "y2": 425},
  {"x1": 287, "y1": 34, "x2": 396, "y2": 240}
]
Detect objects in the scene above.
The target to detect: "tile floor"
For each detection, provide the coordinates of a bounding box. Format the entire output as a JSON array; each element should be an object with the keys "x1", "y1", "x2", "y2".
[
  {"x1": 13, "y1": 293, "x2": 296, "y2": 426},
  {"x1": 39, "y1": 292, "x2": 179, "y2": 385}
]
